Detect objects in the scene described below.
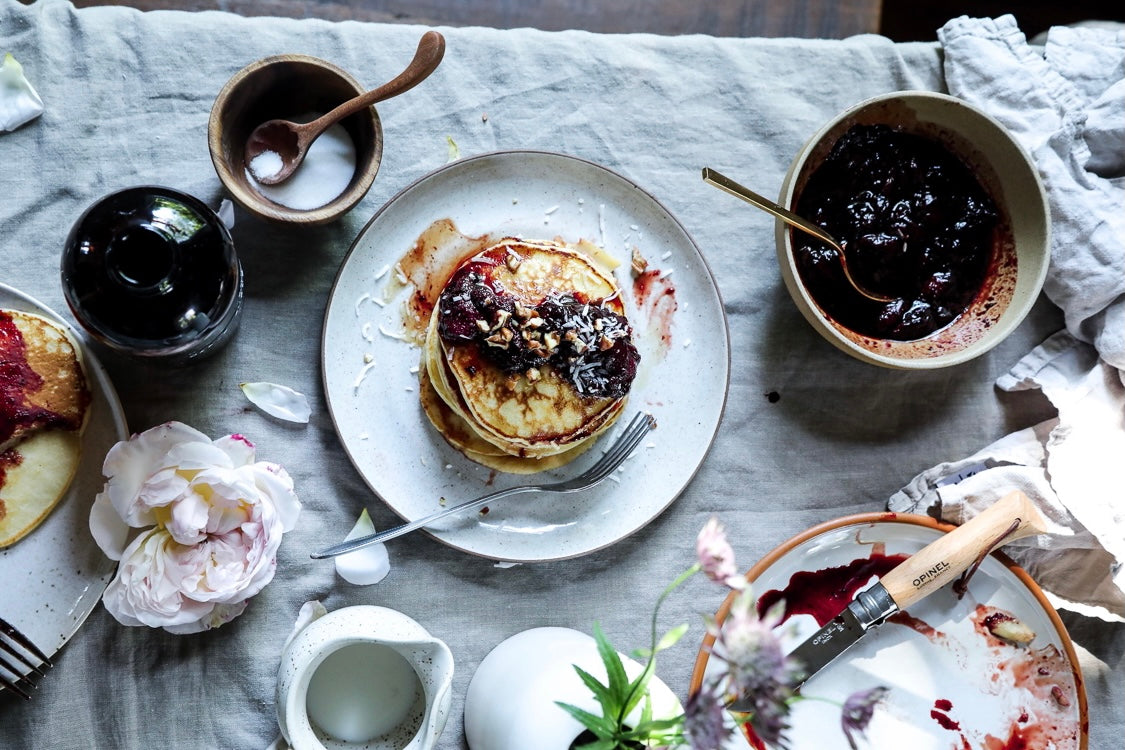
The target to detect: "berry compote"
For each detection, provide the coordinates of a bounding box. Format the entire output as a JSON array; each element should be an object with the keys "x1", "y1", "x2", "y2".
[
  {"x1": 794, "y1": 124, "x2": 999, "y2": 341},
  {"x1": 437, "y1": 262, "x2": 639, "y2": 399}
]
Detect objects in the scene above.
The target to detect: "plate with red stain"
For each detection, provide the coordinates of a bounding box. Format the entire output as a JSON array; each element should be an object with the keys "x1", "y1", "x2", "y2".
[
  {"x1": 691, "y1": 513, "x2": 1087, "y2": 749},
  {"x1": 0, "y1": 284, "x2": 129, "y2": 688},
  {"x1": 322, "y1": 150, "x2": 729, "y2": 561}
]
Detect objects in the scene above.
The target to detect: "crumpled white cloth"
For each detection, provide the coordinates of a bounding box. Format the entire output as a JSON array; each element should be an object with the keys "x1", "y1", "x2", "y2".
[
  {"x1": 941, "y1": 15, "x2": 1125, "y2": 369},
  {"x1": 890, "y1": 332, "x2": 1125, "y2": 622},
  {"x1": 890, "y1": 17, "x2": 1125, "y2": 623}
]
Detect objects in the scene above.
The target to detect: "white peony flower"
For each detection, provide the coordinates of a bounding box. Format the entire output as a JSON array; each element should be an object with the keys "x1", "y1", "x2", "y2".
[{"x1": 90, "y1": 422, "x2": 300, "y2": 634}]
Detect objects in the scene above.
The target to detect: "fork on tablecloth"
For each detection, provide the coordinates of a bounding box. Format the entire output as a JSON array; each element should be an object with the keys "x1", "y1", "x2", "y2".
[{"x1": 0, "y1": 617, "x2": 52, "y2": 700}]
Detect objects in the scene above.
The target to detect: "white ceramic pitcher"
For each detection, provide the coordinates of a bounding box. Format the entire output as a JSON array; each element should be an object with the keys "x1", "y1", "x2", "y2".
[{"x1": 277, "y1": 605, "x2": 454, "y2": 750}]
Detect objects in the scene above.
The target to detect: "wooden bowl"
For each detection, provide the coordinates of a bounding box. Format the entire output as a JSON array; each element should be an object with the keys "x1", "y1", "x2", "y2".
[
  {"x1": 775, "y1": 91, "x2": 1049, "y2": 369},
  {"x1": 208, "y1": 55, "x2": 383, "y2": 226}
]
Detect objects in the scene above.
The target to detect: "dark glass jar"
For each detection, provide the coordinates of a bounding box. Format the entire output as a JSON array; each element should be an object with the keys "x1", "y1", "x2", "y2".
[{"x1": 60, "y1": 186, "x2": 243, "y2": 364}]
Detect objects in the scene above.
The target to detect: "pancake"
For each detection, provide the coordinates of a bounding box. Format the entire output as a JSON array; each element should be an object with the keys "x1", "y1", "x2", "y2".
[
  {"x1": 0, "y1": 309, "x2": 91, "y2": 547},
  {"x1": 421, "y1": 238, "x2": 639, "y2": 468},
  {"x1": 418, "y1": 360, "x2": 593, "y2": 474}
]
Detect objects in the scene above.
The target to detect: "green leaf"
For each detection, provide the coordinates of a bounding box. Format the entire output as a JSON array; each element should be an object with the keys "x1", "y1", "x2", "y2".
[
  {"x1": 555, "y1": 701, "x2": 617, "y2": 737},
  {"x1": 592, "y1": 623, "x2": 630, "y2": 698},
  {"x1": 630, "y1": 714, "x2": 684, "y2": 733},
  {"x1": 655, "y1": 623, "x2": 690, "y2": 653},
  {"x1": 572, "y1": 665, "x2": 616, "y2": 716},
  {"x1": 619, "y1": 670, "x2": 654, "y2": 719},
  {"x1": 571, "y1": 739, "x2": 621, "y2": 750}
]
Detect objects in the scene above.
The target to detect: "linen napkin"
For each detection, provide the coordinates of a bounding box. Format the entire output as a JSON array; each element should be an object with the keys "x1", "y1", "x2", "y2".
[
  {"x1": 890, "y1": 332, "x2": 1125, "y2": 621},
  {"x1": 889, "y1": 16, "x2": 1125, "y2": 622}
]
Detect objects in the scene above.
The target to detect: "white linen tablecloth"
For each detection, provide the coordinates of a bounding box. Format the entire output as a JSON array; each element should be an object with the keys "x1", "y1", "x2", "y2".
[{"x1": 1, "y1": 1, "x2": 1120, "y2": 747}]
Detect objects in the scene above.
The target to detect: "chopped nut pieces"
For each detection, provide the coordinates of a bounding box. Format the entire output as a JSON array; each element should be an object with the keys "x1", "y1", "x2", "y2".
[
  {"x1": 485, "y1": 328, "x2": 514, "y2": 348},
  {"x1": 491, "y1": 309, "x2": 511, "y2": 330},
  {"x1": 630, "y1": 247, "x2": 648, "y2": 276},
  {"x1": 505, "y1": 249, "x2": 523, "y2": 272},
  {"x1": 526, "y1": 367, "x2": 541, "y2": 382}
]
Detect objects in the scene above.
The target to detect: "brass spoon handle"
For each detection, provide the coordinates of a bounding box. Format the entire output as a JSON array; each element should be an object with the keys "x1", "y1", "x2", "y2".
[
  {"x1": 702, "y1": 167, "x2": 895, "y2": 303},
  {"x1": 701, "y1": 167, "x2": 843, "y2": 251}
]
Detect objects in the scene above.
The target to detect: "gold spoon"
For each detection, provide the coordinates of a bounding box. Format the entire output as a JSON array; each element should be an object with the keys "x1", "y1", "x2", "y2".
[
  {"x1": 245, "y1": 30, "x2": 446, "y2": 185},
  {"x1": 701, "y1": 167, "x2": 894, "y2": 303}
]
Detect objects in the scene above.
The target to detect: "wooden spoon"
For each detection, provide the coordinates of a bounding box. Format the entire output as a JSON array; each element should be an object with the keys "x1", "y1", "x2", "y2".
[
  {"x1": 702, "y1": 167, "x2": 895, "y2": 303},
  {"x1": 245, "y1": 30, "x2": 445, "y2": 185}
]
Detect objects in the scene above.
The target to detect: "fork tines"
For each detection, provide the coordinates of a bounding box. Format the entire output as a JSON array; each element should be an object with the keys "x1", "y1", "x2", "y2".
[
  {"x1": 0, "y1": 617, "x2": 52, "y2": 700},
  {"x1": 587, "y1": 412, "x2": 656, "y2": 480}
]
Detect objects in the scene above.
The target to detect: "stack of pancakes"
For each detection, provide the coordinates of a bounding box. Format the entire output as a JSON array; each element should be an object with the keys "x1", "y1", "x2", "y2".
[
  {"x1": 0, "y1": 309, "x2": 91, "y2": 547},
  {"x1": 420, "y1": 238, "x2": 638, "y2": 473}
]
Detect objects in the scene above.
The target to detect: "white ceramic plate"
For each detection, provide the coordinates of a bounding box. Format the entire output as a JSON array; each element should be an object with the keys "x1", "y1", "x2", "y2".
[
  {"x1": 692, "y1": 515, "x2": 1087, "y2": 749},
  {"x1": 322, "y1": 151, "x2": 729, "y2": 561},
  {"x1": 0, "y1": 284, "x2": 128, "y2": 683}
]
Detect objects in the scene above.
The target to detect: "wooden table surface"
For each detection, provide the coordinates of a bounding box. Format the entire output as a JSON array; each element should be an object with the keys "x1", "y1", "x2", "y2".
[{"x1": 61, "y1": 0, "x2": 1122, "y2": 41}]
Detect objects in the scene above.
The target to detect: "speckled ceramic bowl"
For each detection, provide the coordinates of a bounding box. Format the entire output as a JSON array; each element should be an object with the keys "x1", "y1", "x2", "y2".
[
  {"x1": 277, "y1": 605, "x2": 453, "y2": 749},
  {"x1": 776, "y1": 91, "x2": 1049, "y2": 369},
  {"x1": 208, "y1": 54, "x2": 382, "y2": 226}
]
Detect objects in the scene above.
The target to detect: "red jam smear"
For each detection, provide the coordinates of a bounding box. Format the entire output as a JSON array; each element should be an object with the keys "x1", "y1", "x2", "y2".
[
  {"x1": 1, "y1": 311, "x2": 63, "y2": 446},
  {"x1": 756, "y1": 550, "x2": 908, "y2": 627}
]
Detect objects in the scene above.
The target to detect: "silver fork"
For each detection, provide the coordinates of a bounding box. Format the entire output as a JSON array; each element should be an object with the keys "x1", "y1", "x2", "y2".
[
  {"x1": 0, "y1": 617, "x2": 52, "y2": 700},
  {"x1": 312, "y1": 412, "x2": 656, "y2": 559}
]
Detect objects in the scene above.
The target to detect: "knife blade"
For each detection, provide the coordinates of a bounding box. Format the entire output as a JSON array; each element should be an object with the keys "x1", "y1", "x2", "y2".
[{"x1": 728, "y1": 490, "x2": 1046, "y2": 710}]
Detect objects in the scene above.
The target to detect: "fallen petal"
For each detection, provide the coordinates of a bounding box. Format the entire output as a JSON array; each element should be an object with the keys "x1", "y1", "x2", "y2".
[
  {"x1": 335, "y1": 509, "x2": 390, "y2": 586},
  {"x1": 284, "y1": 600, "x2": 328, "y2": 649},
  {"x1": 0, "y1": 53, "x2": 44, "y2": 132},
  {"x1": 240, "y1": 382, "x2": 311, "y2": 423}
]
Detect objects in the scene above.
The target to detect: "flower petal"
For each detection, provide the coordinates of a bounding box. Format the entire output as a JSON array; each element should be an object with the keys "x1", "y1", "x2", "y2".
[
  {"x1": 89, "y1": 491, "x2": 129, "y2": 561},
  {"x1": 101, "y1": 421, "x2": 211, "y2": 527},
  {"x1": 252, "y1": 462, "x2": 301, "y2": 532},
  {"x1": 335, "y1": 509, "x2": 390, "y2": 586},
  {"x1": 0, "y1": 53, "x2": 44, "y2": 132},
  {"x1": 213, "y1": 433, "x2": 256, "y2": 466},
  {"x1": 164, "y1": 601, "x2": 248, "y2": 635},
  {"x1": 240, "y1": 382, "x2": 311, "y2": 423},
  {"x1": 284, "y1": 600, "x2": 328, "y2": 648},
  {"x1": 841, "y1": 686, "x2": 889, "y2": 749}
]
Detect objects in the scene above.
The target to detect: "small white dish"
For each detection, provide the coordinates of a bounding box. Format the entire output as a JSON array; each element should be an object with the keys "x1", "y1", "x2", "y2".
[{"x1": 277, "y1": 605, "x2": 453, "y2": 750}]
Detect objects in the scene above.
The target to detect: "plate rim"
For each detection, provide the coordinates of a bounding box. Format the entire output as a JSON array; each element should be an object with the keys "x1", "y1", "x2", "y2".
[
  {"x1": 320, "y1": 149, "x2": 731, "y2": 561},
  {"x1": 0, "y1": 282, "x2": 129, "y2": 671},
  {"x1": 689, "y1": 511, "x2": 1089, "y2": 749}
]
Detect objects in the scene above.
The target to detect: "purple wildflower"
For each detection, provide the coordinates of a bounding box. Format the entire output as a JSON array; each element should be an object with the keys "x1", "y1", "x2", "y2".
[
  {"x1": 696, "y1": 517, "x2": 744, "y2": 589},
  {"x1": 684, "y1": 678, "x2": 731, "y2": 750},
  {"x1": 840, "y1": 686, "x2": 888, "y2": 749},
  {"x1": 709, "y1": 590, "x2": 800, "y2": 748}
]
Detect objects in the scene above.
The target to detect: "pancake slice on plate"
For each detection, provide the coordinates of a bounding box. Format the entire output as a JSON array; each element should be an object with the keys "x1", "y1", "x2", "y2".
[
  {"x1": 1, "y1": 309, "x2": 91, "y2": 547},
  {"x1": 420, "y1": 237, "x2": 639, "y2": 471}
]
